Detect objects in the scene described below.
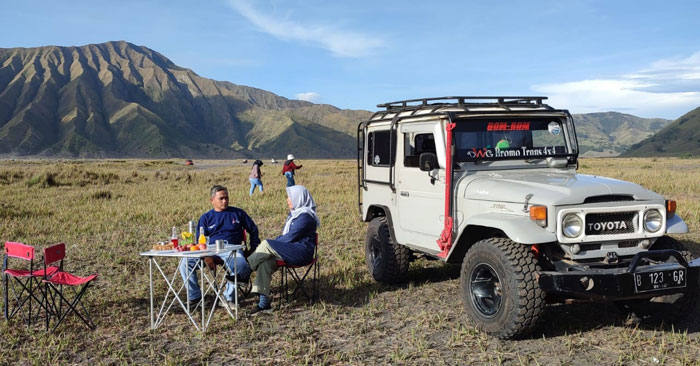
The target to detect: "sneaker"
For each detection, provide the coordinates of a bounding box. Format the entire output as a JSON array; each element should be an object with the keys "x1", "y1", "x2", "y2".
[
  {"x1": 226, "y1": 301, "x2": 238, "y2": 311},
  {"x1": 187, "y1": 297, "x2": 202, "y2": 308},
  {"x1": 249, "y1": 303, "x2": 272, "y2": 316},
  {"x1": 226, "y1": 274, "x2": 250, "y2": 284},
  {"x1": 218, "y1": 300, "x2": 237, "y2": 311},
  {"x1": 238, "y1": 282, "x2": 251, "y2": 298}
]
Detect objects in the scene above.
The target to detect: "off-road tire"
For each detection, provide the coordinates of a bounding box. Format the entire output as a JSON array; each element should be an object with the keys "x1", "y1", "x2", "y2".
[
  {"x1": 616, "y1": 236, "x2": 699, "y2": 325},
  {"x1": 365, "y1": 217, "x2": 410, "y2": 284},
  {"x1": 460, "y1": 238, "x2": 546, "y2": 339}
]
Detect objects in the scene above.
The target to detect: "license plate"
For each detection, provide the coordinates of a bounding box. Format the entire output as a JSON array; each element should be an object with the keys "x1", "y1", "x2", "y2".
[{"x1": 634, "y1": 268, "x2": 687, "y2": 293}]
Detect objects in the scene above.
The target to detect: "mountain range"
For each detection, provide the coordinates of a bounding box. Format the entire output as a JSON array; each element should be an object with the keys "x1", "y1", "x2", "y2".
[
  {"x1": 0, "y1": 41, "x2": 367, "y2": 158},
  {"x1": 572, "y1": 112, "x2": 671, "y2": 156},
  {"x1": 622, "y1": 106, "x2": 700, "y2": 157},
  {"x1": 0, "y1": 41, "x2": 694, "y2": 158}
]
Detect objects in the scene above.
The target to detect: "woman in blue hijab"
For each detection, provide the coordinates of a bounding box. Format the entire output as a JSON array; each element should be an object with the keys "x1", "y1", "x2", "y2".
[{"x1": 247, "y1": 185, "x2": 320, "y2": 314}]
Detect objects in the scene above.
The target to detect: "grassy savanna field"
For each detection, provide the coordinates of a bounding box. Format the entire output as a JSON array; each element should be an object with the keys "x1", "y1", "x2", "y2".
[{"x1": 1, "y1": 157, "x2": 700, "y2": 365}]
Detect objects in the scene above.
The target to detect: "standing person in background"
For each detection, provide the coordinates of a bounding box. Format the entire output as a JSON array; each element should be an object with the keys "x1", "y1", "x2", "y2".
[
  {"x1": 249, "y1": 159, "x2": 264, "y2": 196},
  {"x1": 282, "y1": 154, "x2": 303, "y2": 187}
]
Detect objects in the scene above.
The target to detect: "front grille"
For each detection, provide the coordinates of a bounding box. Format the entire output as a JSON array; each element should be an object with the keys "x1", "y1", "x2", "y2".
[{"x1": 585, "y1": 212, "x2": 636, "y2": 235}]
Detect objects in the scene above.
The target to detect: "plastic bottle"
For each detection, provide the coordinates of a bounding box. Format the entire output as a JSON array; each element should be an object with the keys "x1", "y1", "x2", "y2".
[{"x1": 198, "y1": 226, "x2": 206, "y2": 245}]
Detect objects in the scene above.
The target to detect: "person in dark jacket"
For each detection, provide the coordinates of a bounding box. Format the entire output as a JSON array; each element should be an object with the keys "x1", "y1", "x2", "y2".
[
  {"x1": 179, "y1": 185, "x2": 260, "y2": 309},
  {"x1": 247, "y1": 185, "x2": 320, "y2": 314},
  {"x1": 281, "y1": 154, "x2": 303, "y2": 187},
  {"x1": 249, "y1": 159, "x2": 264, "y2": 196}
]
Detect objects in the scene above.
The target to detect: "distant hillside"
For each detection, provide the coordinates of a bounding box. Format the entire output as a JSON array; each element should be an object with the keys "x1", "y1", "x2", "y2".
[
  {"x1": 572, "y1": 112, "x2": 671, "y2": 156},
  {"x1": 623, "y1": 106, "x2": 700, "y2": 157},
  {"x1": 0, "y1": 41, "x2": 370, "y2": 158}
]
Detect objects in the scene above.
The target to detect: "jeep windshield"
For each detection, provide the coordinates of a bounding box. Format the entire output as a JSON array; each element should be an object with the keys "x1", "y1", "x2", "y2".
[{"x1": 453, "y1": 117, "x2": 577, "y2": 163}]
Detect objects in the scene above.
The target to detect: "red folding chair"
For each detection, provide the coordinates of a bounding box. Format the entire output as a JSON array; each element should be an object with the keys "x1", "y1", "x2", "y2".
[
  {"x1": 3, "y1": 241, "x2": 58, "y2": 327},
  {"x1": 276, "y1": 233, "x2": 319, "y2": 305},
  {"x1": 42, "y1": 243, "x2": 98, "y2": 331}
]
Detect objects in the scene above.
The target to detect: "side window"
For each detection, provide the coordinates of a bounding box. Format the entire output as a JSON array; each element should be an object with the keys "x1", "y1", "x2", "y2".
[
  {"x1": 404, "y1": 133, "x2": 436, "y2": 168},
  {"x1": 367, "y1": 130, "x2": 393, "y2": 166}
]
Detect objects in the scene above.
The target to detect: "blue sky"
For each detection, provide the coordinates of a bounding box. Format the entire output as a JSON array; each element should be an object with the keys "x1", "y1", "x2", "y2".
[{"x1": 2, "y1": 0, "x2": 700, "y2": 119}]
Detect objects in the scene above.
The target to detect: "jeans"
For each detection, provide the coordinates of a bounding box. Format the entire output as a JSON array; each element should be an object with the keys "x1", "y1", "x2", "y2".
[
  {"x1": 249, "y1": 178, "x2": 263, "y2": 195},
  {"x1": 178, "y1": 250, "x2": 251, "y2": 301},
  {"x1": 284, "y1": 171, "x2": 295, "y2": 187}
]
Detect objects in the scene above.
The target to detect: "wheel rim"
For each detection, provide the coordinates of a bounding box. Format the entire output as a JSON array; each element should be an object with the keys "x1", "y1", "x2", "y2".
[
  {"x1": 369, "y1": 234, "x2": 383, "y2": 273},
  {"x1": 469, "y1": 263, "x2": 502, "y2": 317}
]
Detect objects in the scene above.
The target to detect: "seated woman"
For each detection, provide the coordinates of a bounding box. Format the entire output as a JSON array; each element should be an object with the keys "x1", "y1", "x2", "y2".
[{"x1": 247, "y1": 185, "x2": 320, "y2": 314}]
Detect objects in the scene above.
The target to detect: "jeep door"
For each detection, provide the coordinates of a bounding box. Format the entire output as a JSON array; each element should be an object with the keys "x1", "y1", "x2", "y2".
[{"x1": 396, "y1": 122, "x2": 445, "y2": 251}]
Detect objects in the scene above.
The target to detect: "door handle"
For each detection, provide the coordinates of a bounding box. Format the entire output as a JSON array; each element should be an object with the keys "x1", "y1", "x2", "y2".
[{"x1": 400, "y1": 191, "x2": 409, "y2": 197}]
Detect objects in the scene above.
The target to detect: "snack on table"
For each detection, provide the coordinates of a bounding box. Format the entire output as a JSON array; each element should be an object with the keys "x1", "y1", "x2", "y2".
[{"x1": 152, "y1": 241, "x2": 172, "y2": 251}]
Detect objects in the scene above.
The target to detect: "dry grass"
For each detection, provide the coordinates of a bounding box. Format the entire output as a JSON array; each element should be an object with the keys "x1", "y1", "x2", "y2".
[{"x1": 0, "y1": 157, "x2": 699, "y2": 365}]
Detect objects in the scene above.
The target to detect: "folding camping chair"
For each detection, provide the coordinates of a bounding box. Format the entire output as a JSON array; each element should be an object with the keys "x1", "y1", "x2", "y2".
[
  {"x1": 275, "y1": 233, "x2": 319, "y2": 305},
  {"x1": 3, "y1": 241, "x2": 58, "y2": 327},
  {"x1": 42, "y1": 243, "x2": 98, "y2": 331}
]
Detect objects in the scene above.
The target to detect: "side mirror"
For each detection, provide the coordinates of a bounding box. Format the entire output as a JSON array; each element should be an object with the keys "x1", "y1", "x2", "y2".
[{"x1": 419, "y1": 152, "x2": 438, "y2": 172}]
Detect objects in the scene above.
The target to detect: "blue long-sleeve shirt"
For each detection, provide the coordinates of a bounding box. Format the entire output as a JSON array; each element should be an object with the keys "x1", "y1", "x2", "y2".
[{"x1": 196, "y1": 207, "x2": 260, "y2": 250}]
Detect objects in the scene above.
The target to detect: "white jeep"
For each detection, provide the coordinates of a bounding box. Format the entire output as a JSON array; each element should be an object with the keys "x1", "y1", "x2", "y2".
[{"x1": 357, "y1": 96, "x2": 699, "y2": 339}]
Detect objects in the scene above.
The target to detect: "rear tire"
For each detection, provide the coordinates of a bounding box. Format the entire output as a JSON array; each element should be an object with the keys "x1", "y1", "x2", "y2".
[
  {"x1": 460, "y1": 238, "x2": 545, "y2": 339},
  {"x1": 365, "y1": 217, "x2": 410, "y2": 283},
  {"x1": 616, "y1": 236, "x2": 699, "y2": 324}
]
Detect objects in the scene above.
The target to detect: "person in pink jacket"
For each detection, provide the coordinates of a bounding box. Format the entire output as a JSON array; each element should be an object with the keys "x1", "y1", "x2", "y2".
[{"x1": 249, "y1": 160, "x2": 264, "y2": 195}]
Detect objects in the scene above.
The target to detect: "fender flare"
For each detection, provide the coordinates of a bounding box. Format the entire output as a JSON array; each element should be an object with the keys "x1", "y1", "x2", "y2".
[
  {"x1": 666, "y1": 214, "x2": 689, "y2": 234},
  {"x1": 457, "y1": 213, "x2": 557, "y2": 245},
  {"x1": 364, "y1": 205, "x2": 400, "y2": 245}
]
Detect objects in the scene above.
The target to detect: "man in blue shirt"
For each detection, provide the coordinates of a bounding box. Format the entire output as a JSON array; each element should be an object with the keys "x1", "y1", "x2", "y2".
[{"x1": 179, "y1": 185, "x2": 260, "y2": 308}]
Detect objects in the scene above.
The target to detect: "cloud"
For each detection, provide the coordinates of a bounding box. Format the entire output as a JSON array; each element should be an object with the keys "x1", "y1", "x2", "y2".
[
  {"x1": 296, "y1": 92, "x2": 321, "y2": 103},
  {"x1": 227, "y1": 0, "x2": 383, "y2": 58},
  {"x1": 533, "y1": 52, "x2": 700, "y2": 119}
]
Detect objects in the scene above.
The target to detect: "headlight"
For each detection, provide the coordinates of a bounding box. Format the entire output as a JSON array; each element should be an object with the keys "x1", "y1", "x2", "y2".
[
  {"x1": 643, "y1": 209, "x2": 663, "y2": 232},
  {"x1": 562, "y1": 213, "x2": 583, "y2": 238}
]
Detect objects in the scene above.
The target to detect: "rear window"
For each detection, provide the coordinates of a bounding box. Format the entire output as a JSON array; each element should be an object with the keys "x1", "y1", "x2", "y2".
[
  {"x1": 367, "y1": 130, "x2": 395, "y2": 166},
  {"x1": 454, "y1": 118, "x2": 571, "y2": 162}
]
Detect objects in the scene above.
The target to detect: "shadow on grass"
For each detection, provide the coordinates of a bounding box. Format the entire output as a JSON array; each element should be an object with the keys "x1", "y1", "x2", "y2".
[
  {"x1": 527, "y1": 300, "x2": 700, "y2": 338},
  {"x1": 316, "y1": 262, "x2": 461, "y2": 307}
]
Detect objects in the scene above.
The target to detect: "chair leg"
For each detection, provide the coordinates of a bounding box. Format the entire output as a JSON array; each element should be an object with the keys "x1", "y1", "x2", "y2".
[
  {"x1": 3, "y1": 274, "x2": 8, "y2": 320},
  {"x1": 49, "y1": 283, "x2": 95, "y2": 331},
  {"x1": 313, "y1": 261, "x2": 319, "y2": 303}
]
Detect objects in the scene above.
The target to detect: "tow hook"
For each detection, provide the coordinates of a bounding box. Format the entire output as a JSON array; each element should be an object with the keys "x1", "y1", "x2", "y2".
[{"x1": 604, "y1": 252, "x2": 619, "y2": 264}]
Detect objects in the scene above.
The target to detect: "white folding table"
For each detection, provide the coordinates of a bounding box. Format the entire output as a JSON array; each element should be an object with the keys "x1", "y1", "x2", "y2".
[{"x1": 140, "y1": 244, "x2": 244, "y2": 332}]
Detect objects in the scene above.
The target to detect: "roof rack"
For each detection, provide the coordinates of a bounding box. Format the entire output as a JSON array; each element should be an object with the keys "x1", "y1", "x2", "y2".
[{"x1": 376, "y1": 96, "x2": 551, "y2": 112}]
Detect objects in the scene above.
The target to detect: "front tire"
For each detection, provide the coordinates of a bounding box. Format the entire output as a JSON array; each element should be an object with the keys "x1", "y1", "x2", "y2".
[
  {"x1": 365, "y1": 217, "x2": 410, "y2": 284},
  {"x1": 460, "y1": 238, "x2": 545, "y2": 339},
  {"x1": 616, "y1": 236, "x2": 699, "y2": 324}
]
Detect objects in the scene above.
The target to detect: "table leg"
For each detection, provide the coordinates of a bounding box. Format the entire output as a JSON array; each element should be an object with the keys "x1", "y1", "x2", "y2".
[
  {"x1": 149, "y1": 257, "x2": 154, "y2": 330},
  {"x1": 234, "y1": 252, "x2": 238, "y2": 319},
  {"x1": 153, "y1": 258, "x2": 200, "y2": 331},
  {"x1": 200, "y1": 260, "x2": 205, "y2": 332}
]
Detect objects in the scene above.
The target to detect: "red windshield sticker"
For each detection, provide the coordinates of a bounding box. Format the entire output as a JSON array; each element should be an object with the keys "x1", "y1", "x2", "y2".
[{"x1": 487, "y1": 122, "x2": 531, "y2": 131}]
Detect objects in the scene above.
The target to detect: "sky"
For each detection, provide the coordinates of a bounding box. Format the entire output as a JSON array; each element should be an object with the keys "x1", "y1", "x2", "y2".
[{"x1": 2, "y1": 0, "x2": 700, "y2": 119}]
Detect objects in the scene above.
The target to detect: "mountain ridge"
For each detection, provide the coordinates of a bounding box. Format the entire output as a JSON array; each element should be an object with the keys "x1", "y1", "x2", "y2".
[
  {"x1": 623, "y1": 106, "x2": 700, "y2": 157},
  {"x1": 0, "y1": 41, "x2": 691, "y2": 158},
  {"x1": 0, "y1": 41, "x2": 367, "y2": 158}
]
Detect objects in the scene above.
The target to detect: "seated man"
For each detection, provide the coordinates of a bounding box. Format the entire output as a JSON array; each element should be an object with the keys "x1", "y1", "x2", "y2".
[{"x1": 179, "y1": 185, "x2": 260, "y2": 308}]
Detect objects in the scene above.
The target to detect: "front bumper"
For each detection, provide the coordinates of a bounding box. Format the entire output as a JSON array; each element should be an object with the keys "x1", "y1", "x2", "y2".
[{"x1": 538, "y1": 250, "x2": 700, "y2": 300}]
